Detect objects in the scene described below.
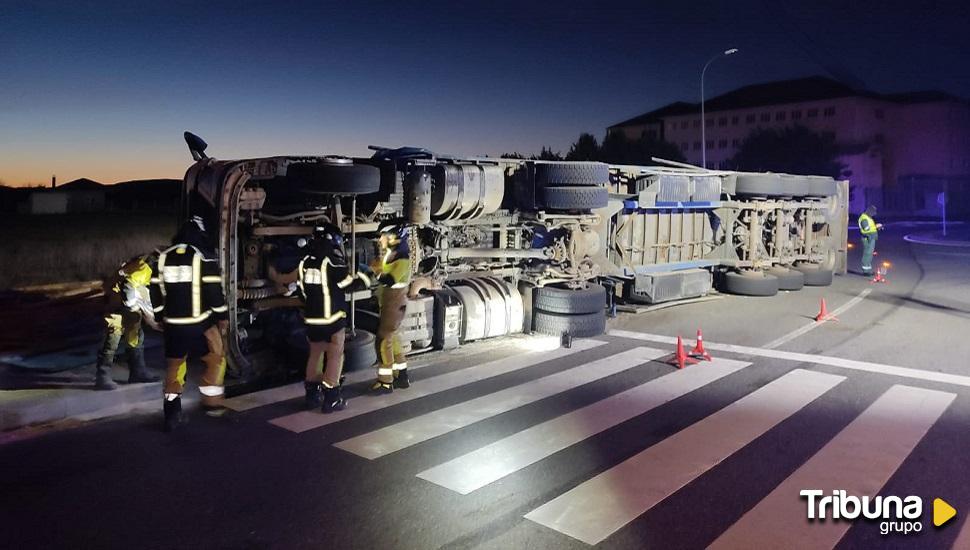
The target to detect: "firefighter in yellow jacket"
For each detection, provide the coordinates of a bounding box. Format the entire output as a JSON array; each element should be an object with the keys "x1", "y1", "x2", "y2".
[
  {"x1": 370, "y1": 225, "x2": 412, "y2": 394},
  {"x1": 858, "y1": 205, "x2": 883, "y2": 276},
  {"x1": 297, "y1": 224, "x2": 371, "y2": 412},
  {"x1": 149, "y1": 216, "x2": 229, "y2": 432},
  {"x1": 94, "y1": 253, "x2": 161, "y2": 390}
]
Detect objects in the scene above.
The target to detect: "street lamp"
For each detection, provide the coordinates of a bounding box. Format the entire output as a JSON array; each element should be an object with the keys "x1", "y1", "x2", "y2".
[{"x1": 701, "y1": 47, "x2": 739, "y2": 169}]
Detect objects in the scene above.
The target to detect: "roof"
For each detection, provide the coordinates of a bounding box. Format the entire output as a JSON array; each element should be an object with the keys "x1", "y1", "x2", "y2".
[
  {"x1": 59, "y1": 178, "x2": 105, "y2": 191},
  {"x1": 609, "y1": 76, "x2": 966, "y2": 128}
]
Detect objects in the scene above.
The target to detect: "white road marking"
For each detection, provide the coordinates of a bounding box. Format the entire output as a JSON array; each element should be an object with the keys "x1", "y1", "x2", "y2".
[
  {"x1": 524, "y1": 369, "x2": 845, "y2": 546},
  {"x1": 334, "y1": 347, "x2": 667, "y2": 459},
  {"x1": 610, "y1": 329, "x2": 970, "y2": 388},
  {"x1": 225, "y1": 363, "x2": 424, "y2": 412},
  {"x1": 762, "y1": 289, "x2": 872, "y2": 349},
  {"x1": 267, "y1": 339, "x2": 607, "y2": 433},
  {"x1": 710, "y1": 384, "x2": 955, "y2": 550},
  {"x1": 416, "y1": 356, "x2": 750, "y2": 495}
]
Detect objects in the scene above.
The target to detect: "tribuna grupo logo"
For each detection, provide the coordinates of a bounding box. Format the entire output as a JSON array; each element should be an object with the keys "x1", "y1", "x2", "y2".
[{"x1": 800, "y1": 490, "x2": 928, "y2": 535}]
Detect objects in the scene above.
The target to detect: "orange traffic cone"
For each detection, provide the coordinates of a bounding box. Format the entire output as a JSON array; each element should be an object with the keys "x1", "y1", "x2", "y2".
[
  {"x1": 815, "y1": 298, "x2": 839, "y2": 323},
  {"x1": 667, "y1": 335, "x2": 698, "y2": 369},
  {"x1": 689, "y1": 329, "x2": 712, "y2": 361}
]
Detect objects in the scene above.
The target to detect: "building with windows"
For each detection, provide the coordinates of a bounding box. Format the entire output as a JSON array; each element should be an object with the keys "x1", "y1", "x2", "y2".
[{"x1": 608, "y1": 76, "x2": 970, "y2": 216}]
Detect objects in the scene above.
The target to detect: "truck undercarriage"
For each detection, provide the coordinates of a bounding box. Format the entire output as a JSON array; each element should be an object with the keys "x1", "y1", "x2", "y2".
[{"x1": 179, "y1": 136, "x2": 848, "y2": 380}]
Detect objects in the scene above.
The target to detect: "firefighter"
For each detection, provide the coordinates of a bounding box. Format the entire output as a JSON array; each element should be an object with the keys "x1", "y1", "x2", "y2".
[
  {"x1": 370, "y1": 225, "x2": 412, "y2": 394},
  {"x1": 149, "y1": 216, "x2": 229, "y2": 432},
  {"x1": 858, "y1": 205, "x2": 883, "y2": 276},
  {"x1": 297, "y1": 224, "x2": 371, "y2": 412},
  {"x1": 94, "y1": 253, "x2": 162, "y2": 390}
]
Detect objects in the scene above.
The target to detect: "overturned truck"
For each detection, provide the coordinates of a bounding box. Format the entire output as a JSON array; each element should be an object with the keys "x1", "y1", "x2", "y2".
[{"x1": 179, "y1": 134, "x2": 848, "y2": 379}]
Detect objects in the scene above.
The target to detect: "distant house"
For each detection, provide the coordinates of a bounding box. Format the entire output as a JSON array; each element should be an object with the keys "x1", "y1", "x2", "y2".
[
  {"x1": 26, "y1": 178, "x2": 106, "y2": 214},
  {"x1": 609, "y1": 76, "x2": 970, "y2": 216}
]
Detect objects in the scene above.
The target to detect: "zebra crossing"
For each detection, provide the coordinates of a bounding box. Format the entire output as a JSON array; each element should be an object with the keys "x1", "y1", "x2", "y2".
[{"x1": 226, "y1": 331, "x2": 962, "y2": 548}]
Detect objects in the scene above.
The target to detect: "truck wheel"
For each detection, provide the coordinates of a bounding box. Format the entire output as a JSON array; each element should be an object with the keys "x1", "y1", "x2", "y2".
[
  {"x1": 768, "y1": 266, "x2": 805, "y2": 291},
  {"x1": 792, "y1": 263, "x2": 834, "y2": 286},
  {"x1": 534, "y1": 284, "x2": 607, "y2": 315},
  {"x1": 541, "y1": 186, "x2": 608, "y2": 210},
  {"x1": 288, "y1": 160, "x2": 381, "y2": 195},
  {"x1": 342, "y1": 329, "x2": 376, "y2": 372},
  {"x1": 533, "y1": 310, "x2": 606, "y2": 338},
  {"x1": 807, "y1": 176, "x2": 837, "y2": 197},
  {"x1": 734, "y1": 174, "x2": 786, "y2": 198},
  {"x1": 720, "y1": 270, "x2": 779, "y2": 296},
  {"x1": 535, "y1": 162, "x2": 609, "y2": 186},
  {"x1": 782, "y1": 175, "x2": 812, "y2": 197}
]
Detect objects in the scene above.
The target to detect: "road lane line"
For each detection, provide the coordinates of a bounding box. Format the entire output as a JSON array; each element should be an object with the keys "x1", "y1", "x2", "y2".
[
  {"x1": 763, "y1": 288, "x2": 872, "y2": 349},
  {"x1": 710, "y1": 384, "x2": 955, "y2": 550},
  {"x1": 524, "y1": 369, "x2": 845, "y2": 546},
  {"x1": 334, "y1": 347, "x2": 667, "y2": 459},
  {"x1": 267, "y1": 339, "x2": 607, "y2": 433},
  {"x1": 416, "y1": 356, "x2": 750, "y2": 495},
  {"x1": 610, "y1": 330, "x2": 970, "y2": 388}
]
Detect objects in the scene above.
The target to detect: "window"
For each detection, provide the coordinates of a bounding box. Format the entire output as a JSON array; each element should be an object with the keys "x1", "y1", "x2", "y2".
[
  {"x1": 822, "y1": 131, "x2": 836, "y2": 141},
  {"x1": 731, "y1": 116, "x2": 739, "y2": 125},
  {"x1": 693, "y1": 120, "x2": 701, "y2": 128},
  {"x1": 681, "y1": 142, "x2": 689, "y2": 151},
  {"x1": 718, "y1": 117, "x2": 727, "y2": 127},
  {"x1": 874, "y1": 108, "x2": 884, "y2": 120},
  {"x1": 706, "y1": 140, "x2": 714, "y2": 149},
  {"x1": 776, "y1": 111, "x2": 786, "y2": 121},
  {"x1": 807, "y1": 108, "x2": 818, "y2": 118},
  {"x1": 731, "y1": 138, "x2": 740, "y2": 147},
  {"x1": 693, "y1": 141, "x2": 701, "y2": 150},
  {"x1": 791, "y1": 110, "x2": 802, "y2": 120},
  {"x1": 706, "y1": 118, "x2": 714, "y2": 128},
  {"x1": 718, "y1": 139, "x2": 728, "y2": 149},
  {"x1": 746, "y1": 114, "x2": 756, "y2": 124},
  {"x1": 760, "y1": 113, "x2": 770, "y2": 123},
  {"x1": 823, "y1": 106, "x2": 836, "y2": 117}
]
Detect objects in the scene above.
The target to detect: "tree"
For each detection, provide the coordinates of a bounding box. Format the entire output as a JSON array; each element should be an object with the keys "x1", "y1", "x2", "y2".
[
  {"x1": 533, "y1": 146, "x2": 563, "y2": 161},
  {"x1": 597, "y1": 131, "x2": 685, "y2": 165},
  {"x1": 728, "y1": 125, "x2": 846, "y2": 178},
  {"x1": 566, "y1": 133, "x2": 599, "y2": 161}
]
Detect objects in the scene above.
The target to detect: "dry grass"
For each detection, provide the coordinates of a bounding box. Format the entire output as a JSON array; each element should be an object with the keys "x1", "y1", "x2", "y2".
[{"x1": 0, "y1": 212, "x2": 177, "y2": 289}]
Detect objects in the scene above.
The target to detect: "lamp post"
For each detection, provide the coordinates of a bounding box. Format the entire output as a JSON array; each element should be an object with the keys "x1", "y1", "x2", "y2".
[{"x1": 701, "y1": 48, "x2": 738, "y2": 169}]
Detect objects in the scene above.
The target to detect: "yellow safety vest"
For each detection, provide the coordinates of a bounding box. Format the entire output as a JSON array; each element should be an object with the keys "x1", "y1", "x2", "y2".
[{"x1": 858, "y1": 213, "x2": 878, "y2": 235}]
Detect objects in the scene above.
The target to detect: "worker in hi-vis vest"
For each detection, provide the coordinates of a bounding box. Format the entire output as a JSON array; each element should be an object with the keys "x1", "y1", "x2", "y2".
[
  {"x1": 858, "y1": 205, "x2": 883, "y2": 276},
  {"x1": 94, "y1": 252, "x2": 162, "y2": 390},
  {"x1": 149, "y1": 216, "x2": 229, "y2": 432},
  {"x1": 369, "y1": 225, "x2": 412, "y2": 394},
  {"x1": 296, "y1": 224, "x2": 371, "y2": 412}
]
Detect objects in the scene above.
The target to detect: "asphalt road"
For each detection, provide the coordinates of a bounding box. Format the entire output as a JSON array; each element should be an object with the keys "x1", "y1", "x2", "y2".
[{"x1": 3, "y1": 227, "x2": 970, "y2": 550}]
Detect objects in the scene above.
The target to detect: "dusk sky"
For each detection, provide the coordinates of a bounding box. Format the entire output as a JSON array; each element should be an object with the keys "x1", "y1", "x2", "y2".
[{"x1": 2, "y1": 0, "x2": 969, "y2": 186}]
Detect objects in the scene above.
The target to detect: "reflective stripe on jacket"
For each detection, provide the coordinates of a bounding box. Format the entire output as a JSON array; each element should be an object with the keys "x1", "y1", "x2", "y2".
[
  {"x1": 298, "y1": 255, "x2": 370, "y2": 326},
  {"x1": 858, "y1": 213, "x2": 878, "y2": 235},
  {"x1": 149, "y1": 245, "x2": 227, "y2": 325}
]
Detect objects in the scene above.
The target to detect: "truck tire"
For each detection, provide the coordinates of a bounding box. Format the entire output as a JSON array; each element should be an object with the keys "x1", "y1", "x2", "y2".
[
  {"x1": 535, "y1": 162, "x2": 609, "y2": 186},
  {"x1": 534, "y1": 284, "x2": 607, "y2": 315},
  {"x1": 793, "y1": 263, "x2": 834, "y2": 286},
  {"x1": 734, "y1": 174, "x2": 786, "y2": 198},
  {"x1": 533, "y1": 310, "x2": 606, "y2": 338},
  {"x1": 768, "y1": 266, "x2": 805, "y2": 291},
  {"x1": 782, "y1": 175, "x2": 812, "y2": 197},
  {"x1": 808, "y1": 176, "x2": 838, "y2": 197},
  {"x1": 541, "y1": 186, "x2": 608, "y2": 210},
  {"x1": 720, "y1": 270, "x2": 779, "y2": 296},
  {"x1": 342, "y1": 329, "x2": 376, "y2": 372},
  {"x1": 288, "y1": 161, "x2": 381, "y2": 195}
]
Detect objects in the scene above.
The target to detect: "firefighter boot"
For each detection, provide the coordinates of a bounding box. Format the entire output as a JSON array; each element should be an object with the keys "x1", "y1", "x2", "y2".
[
  {"x1": 304, "y1": 381, "x2": 323, "y2": 410},
  {"x1": 369, "y1": 380, "x2": 393, "y2": 395},
  {"x1": 163, "y1": 396, "x2": 182, "y2": 433},
  {"x1": 94, "y1": 362, "x2": 119, "y2": 390},
  {"x1": 321, "y1": 384, "x2": 346, "y2": 414},
  {"x1": 393, "y1": 367, "x2": 410, "y2": 389},
  {"x1": 127, "y1": 348, "x2": 160, "y2": 383}
]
